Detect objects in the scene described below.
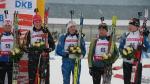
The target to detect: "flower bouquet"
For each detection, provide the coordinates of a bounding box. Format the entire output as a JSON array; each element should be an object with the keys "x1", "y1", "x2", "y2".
[
  {"x1": 10, "y1": 47, "x2": 24, "y2": 62},
  {"x1": 101, "y1": 53, "x2": 112, "y2": 63},
  {"x1": 68, "y1": 45, "x2": 81, "y2": 55},
  {"x1": 121, "y1": 46, "x2": 137, "y2": 60},
  {"x1": 28, "y1": 41, "x2": 46, "y2": 53},
  {"x1": 101, "y1": 52, "x2": 118, "y2": 64},
  {"x1": 67, "y1": 45, "x2": 82, "y2": 59}
]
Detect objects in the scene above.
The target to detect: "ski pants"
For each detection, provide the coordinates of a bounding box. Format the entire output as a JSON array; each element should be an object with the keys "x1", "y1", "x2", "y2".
[
  {"x1": 123, "y1": 62, "x2": 142, "y2": 84},
  {"x1": 91, "y1": 65, "x2": 112, "y2": 84},
  {"x1": 28, "y1": 52, "x2": 49, "y2": 84},
  {"x1": 0, "y1": 62, "x2": 13, "y2": 84},
  {"x1": 61, "y1": 58, "x2": 81, "y2": 84}
]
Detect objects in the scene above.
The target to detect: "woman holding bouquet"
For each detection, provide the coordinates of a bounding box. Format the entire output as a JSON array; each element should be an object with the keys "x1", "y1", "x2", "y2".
[
  {"x1": 88, "y1": 23, "x2": 118, "y2": 84},
  {"x1": 119, "y1": 18, "x2": 150, "y2": 84},
  {"x1": 56, "y1": 21, "x2": 86, "y2": 84},
  {"x1": 26, "y1": 14, "x2": 55, "y2": 84}
]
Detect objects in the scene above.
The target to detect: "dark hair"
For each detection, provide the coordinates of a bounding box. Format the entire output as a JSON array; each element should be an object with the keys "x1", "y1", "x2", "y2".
[
  {"x1": 129, "y1": 18, "x2": 140, "y2": 27},
  {"x1": 33, "y1": 26, "x2": 42, "y2": 31},
  {"x1": 98, "y1": 23, "x2": 108, "y2": 31}
]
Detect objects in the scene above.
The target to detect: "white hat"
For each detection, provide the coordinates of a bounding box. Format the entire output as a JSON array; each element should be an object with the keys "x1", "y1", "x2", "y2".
[
  {"x1": 67, "y1": 21, "x2": 77, "y2": 29},
  {"x1": 3, "y1": 18, "x2": 12, "y2": 26}
]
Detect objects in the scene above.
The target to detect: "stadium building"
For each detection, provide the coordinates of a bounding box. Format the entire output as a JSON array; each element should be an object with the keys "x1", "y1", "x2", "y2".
[{"x1": 45, "y1": 0, "x2": 150, "y2": 41}]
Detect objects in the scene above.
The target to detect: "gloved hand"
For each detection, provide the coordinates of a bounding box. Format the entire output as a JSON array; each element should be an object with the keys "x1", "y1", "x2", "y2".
[
  {"x1": 140, "y1": 28, "x2": 149, "y2": 37},
  {"x1": 41, "y1": 51, "x2": 49, "y2": 57},
  {"x1": 23, "y1": 47, "x2": 30, "y2": 53},
  {"x1": 81, "y1": 33, "x2": 85, "y2": 38},
  {"x1": 80, "y1": 55, "x2": 84, "y2": 59},
  {"x1": 64, "y1": 51, "x2": 69, "y2": 58},
  {"x1": 89, "y1": 67, "x2": 94, "y2": 76},
  {"x1": 44, "y1": 48, "x2": 52, "y2": 52},
  {"x1": 143, "y1": 30, "x2": 149, "y2": 36}
]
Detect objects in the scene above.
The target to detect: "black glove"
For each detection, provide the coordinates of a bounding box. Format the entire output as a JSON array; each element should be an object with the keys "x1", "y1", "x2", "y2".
[
  {"x1": 63, "y1": 52, "x2": 69, "y2": 58},
  {"x1": 143, "y1": 30, "x2": 149, "y2": 37},
  {"x1": 81, "y1": 33, "x2": 85, "y2": 38},
  {"x1": 23, "y1": 48, "x2": 30, "y2": 53},
  {"x1": 105, "y1": 62, "x2": 113, "y2": 67},
  {"x1": 44, "y1": 48, "x2": 52, "y2": 52},
  {"x1": 89, "y1": 67, "x2": 94, "y2": 76},
  {"x1": 43, "y1": 27, "x2": 49, "y2": 33}
]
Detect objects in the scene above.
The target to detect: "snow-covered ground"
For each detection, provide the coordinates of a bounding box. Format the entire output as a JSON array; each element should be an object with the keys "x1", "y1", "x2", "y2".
[
  {"x1": 50, "y1": 52, "x2": 150, "y2": 84},
  {"x1": 3, "y1": 52, "x2": 150, "y2": 84}
]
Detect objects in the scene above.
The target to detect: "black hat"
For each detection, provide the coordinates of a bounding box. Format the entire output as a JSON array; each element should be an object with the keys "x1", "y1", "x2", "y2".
[
  {"x1": 129, "y1": 18, "x2": 140, "y2": 27},
  {"x1": 98, "y1": 23, "x2": 108, "y2": 31}
]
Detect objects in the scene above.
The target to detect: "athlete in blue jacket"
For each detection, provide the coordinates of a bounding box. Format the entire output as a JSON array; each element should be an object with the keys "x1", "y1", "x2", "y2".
[{"x1": 56, "y1": 21, "x2": 86, "y2": 84}]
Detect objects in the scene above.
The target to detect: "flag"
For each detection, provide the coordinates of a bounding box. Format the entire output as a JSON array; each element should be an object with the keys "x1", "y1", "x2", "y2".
[
  {"x1": 0, "y1": 0, "x2": 6, "y2": 9},
  {"x1": 0, "y1": 0, "x2": 6, "y2": 32},
  {"x1": 37, "y1": 0, "x2": 45, "y2": 23}
]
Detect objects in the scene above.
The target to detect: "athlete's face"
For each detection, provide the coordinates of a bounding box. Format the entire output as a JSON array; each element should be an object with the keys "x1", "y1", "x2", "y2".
[
  {"x1": 68, "y1": 25, "x2": 77, "y2": 34},
  {"x1": 3, "y1": 24, "x2": 12, "y2": 32},
  {"x1": 128, "y1": 24, "x2": 138, "y2": 32},
  {"x1": 99, "y1": 28, "x2": 108, "y2": 36},
  {"x1": 34, "y1": 20, "x2": 42, "y2": 30}
]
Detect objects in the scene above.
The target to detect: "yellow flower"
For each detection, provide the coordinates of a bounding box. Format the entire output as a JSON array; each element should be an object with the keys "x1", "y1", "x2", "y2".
[
  {"x1": 40, "y1": 42, "x2": 45, "y2": 45},
  {"x1": 14, "y1": 48, "x2": 20, "y2": 54},
  {"x1": 126, "y1": 47, "x2": 133, "y2": 52},
  {"x1": 107, "y1": 53, "x2": 111, "y2": 57},
  {"x1": 77, "y1": 49, "x2": 81, "y2": 53},
  {"x1": 126, "y1": 47, "x2": 133, "y2": 54},
  {"x1": 102, "y1": 53, "x2": 109, "y2": 59},
  {"x1": 76, "y1": 46, "x2": 80, "y2": 50},
  {"x1": 123, "y1": 49, "x2": 127, "y2": 56},
  {"x1": 72, "y1": 50, "x2": 76, "y2": 53},
  {"x1": 128, "y1": 51, "x2": 132, "y2": 54},
  {"x1": 11, "y1": 50, "x2": 15, "y2": 56},
  {"x1": 32, "y1": 43, "x2": 36, "y2": 46},
  {"x1": 35, "y1": 43, "x2": 40, "y2": 47},
  {"x1": 70, "y1": 47, "x2": 74, "y2": 51}
]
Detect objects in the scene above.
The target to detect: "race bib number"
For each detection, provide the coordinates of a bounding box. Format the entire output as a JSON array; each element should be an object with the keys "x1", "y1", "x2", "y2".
[{"x1": 101, "y1": 48, "x2": 106, "y2": 52}]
